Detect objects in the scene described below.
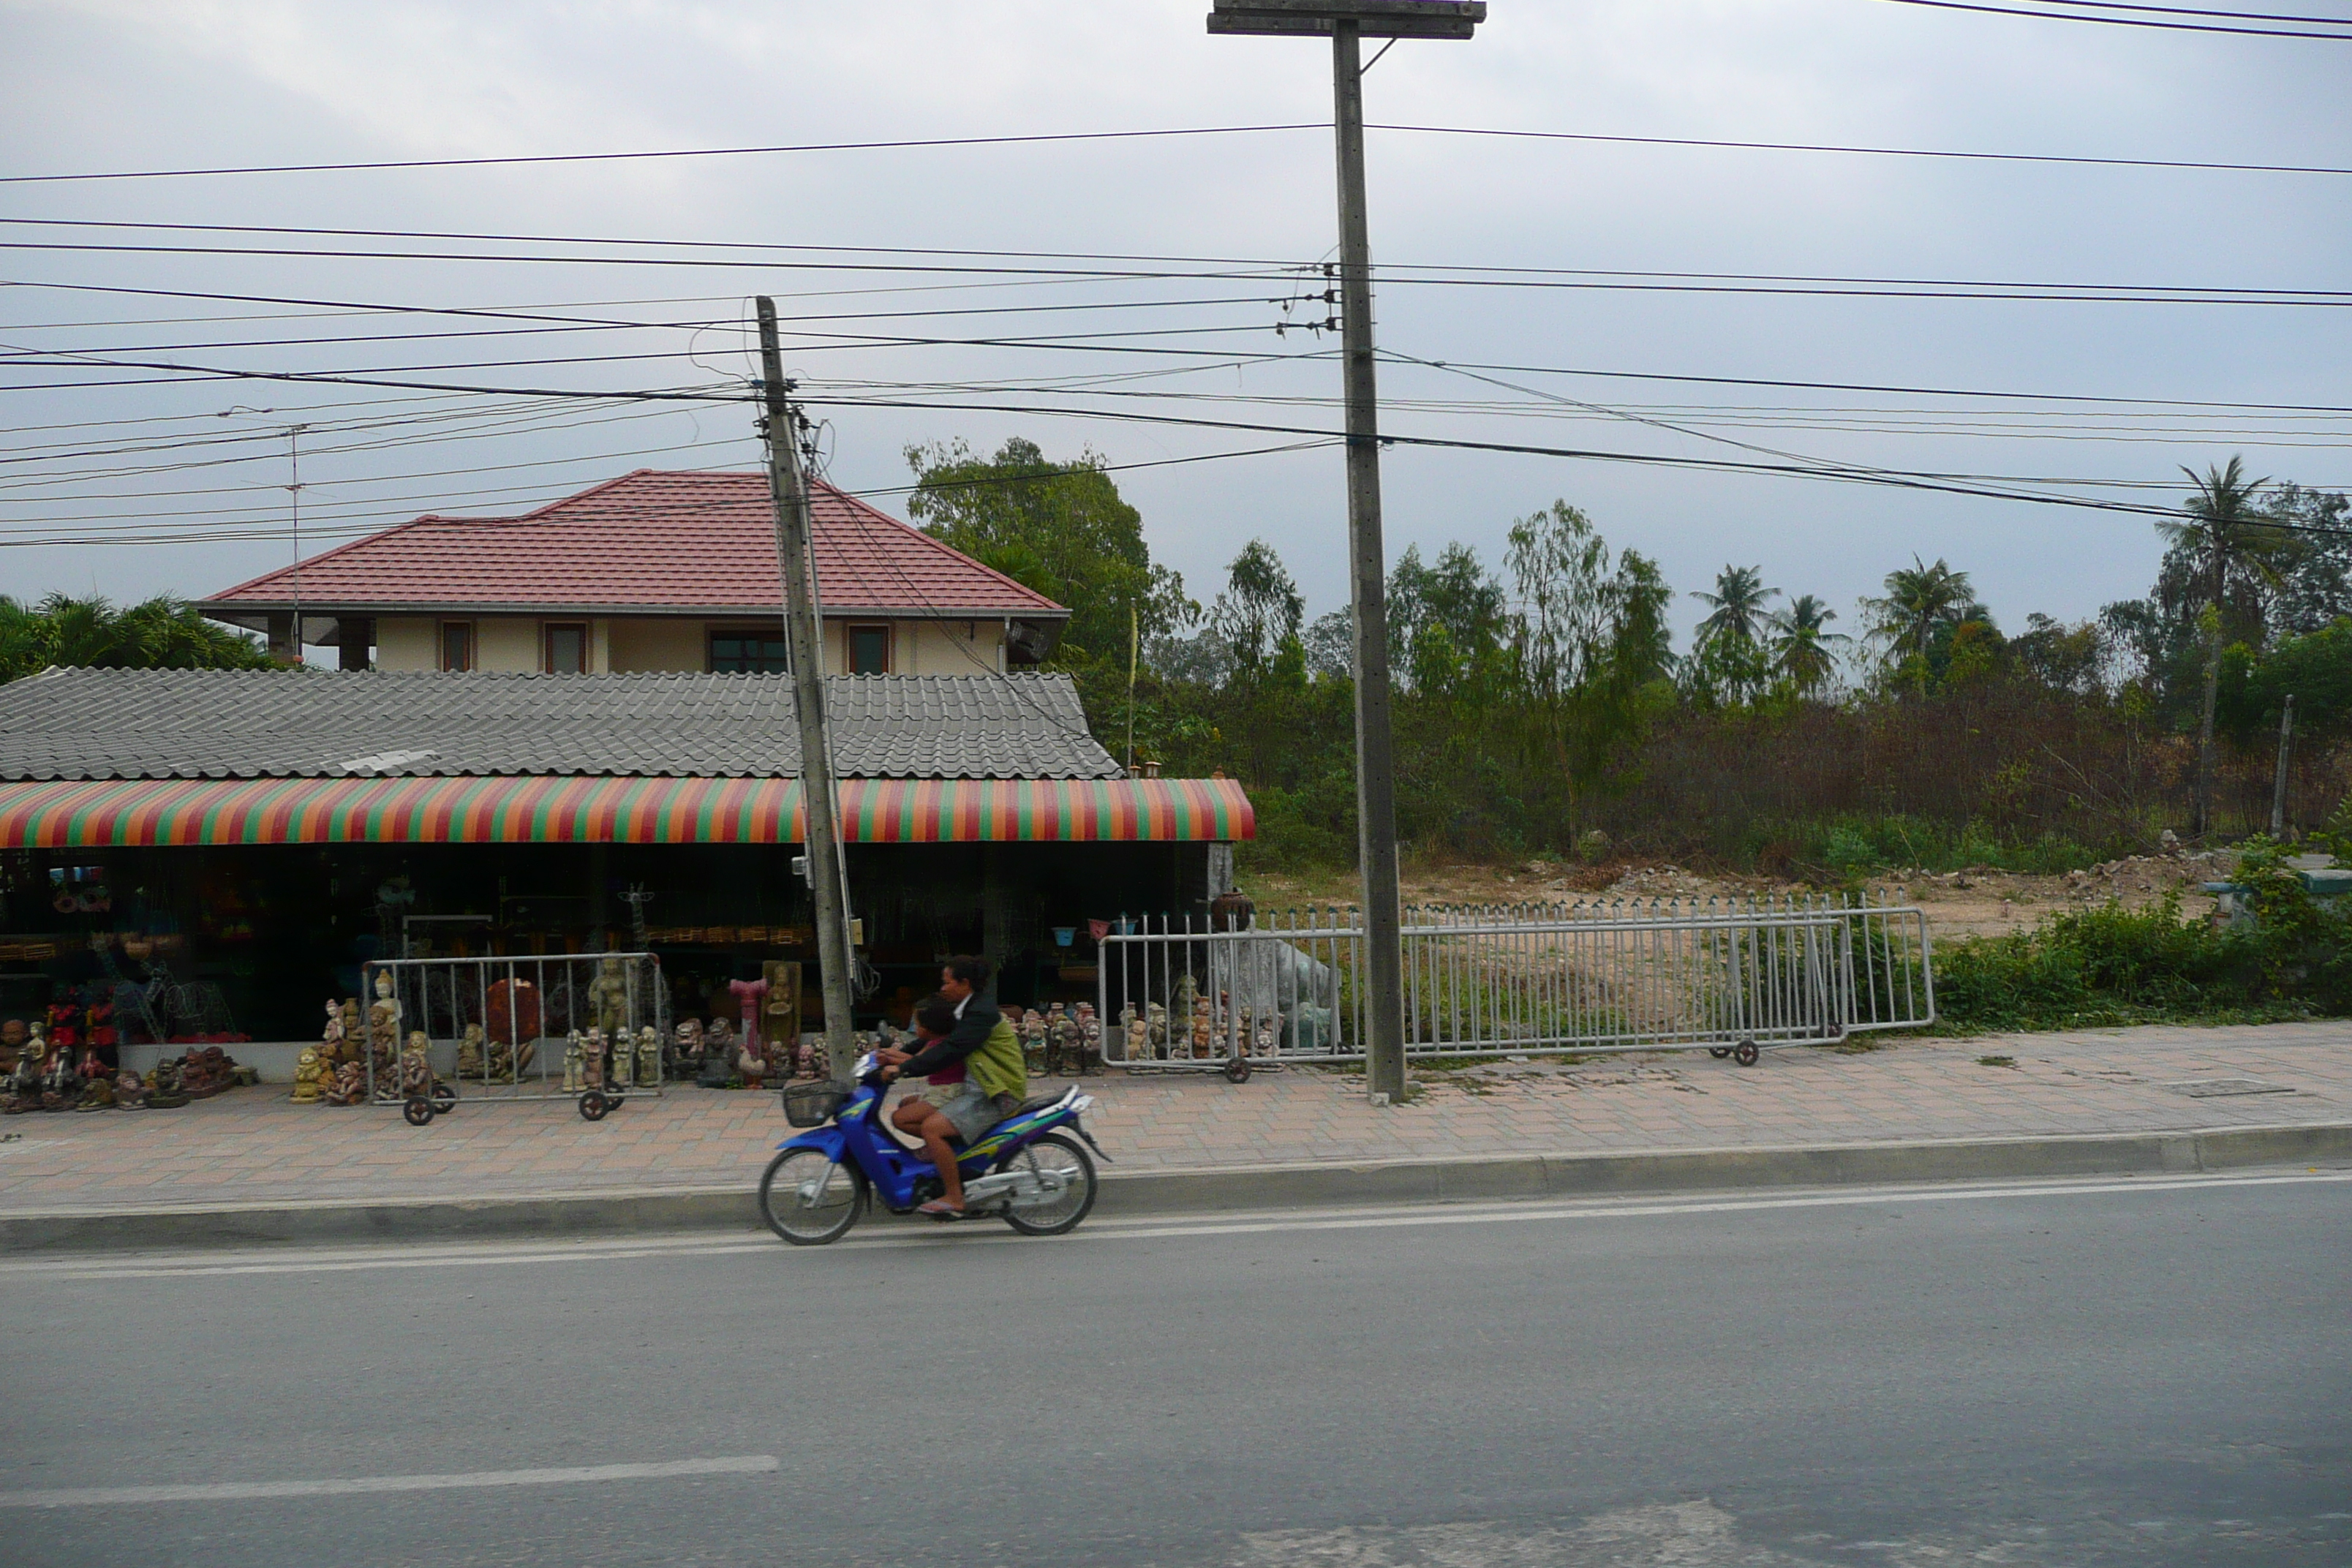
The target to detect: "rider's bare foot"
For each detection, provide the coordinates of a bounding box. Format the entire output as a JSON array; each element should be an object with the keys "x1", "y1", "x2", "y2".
[{"x1": 917, "y1": 1198, "x2": 965, "y2": 1218}]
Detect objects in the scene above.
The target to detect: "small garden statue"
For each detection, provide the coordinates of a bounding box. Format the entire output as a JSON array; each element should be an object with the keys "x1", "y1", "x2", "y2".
[
  {"x1": 323, "y1": 1060, "x2": 364, "y2": 1107},
  {"x1": 114, "y1": 1069, "x2": 148, "y2": 1109},
  {"x1": 590, "y1": 957, "x2": 632, "y2": 1038},
  {"x1": 147, "y1": 1058, "x2": 191, "y2": 1109},
  {"x1": 456, "y1": 1023, "x2": 485, "y2": 1079},
  {"x1": 635, "y1": 1026, "x2": 662, "y2": 1088},
  {"x1": 1146, "y1": 1002, "x2": 1169, "y2": 1052},
  {"x1": 290, "y1": 1047, "x2": 327, "y2": 1104},
  {"x1": 75, "y1": 1072, "x2": 113, "y2": 1111},
  {"x1": 562, "y1": 1030, "x2": 586, "y2": 1094},
  {"x1": 322, "y1": 998, "x2": 347, "y2": 1064},
  {"x1": 1076, "y1": 1002, "x2": 1103, "y2": 1075},
  {"x1": 400, "y1": 1030, "x2": 434, "y2": 1099},
  {"x1": 1123, "y1": 1006, "x2": 1151, "y2": 1065}
]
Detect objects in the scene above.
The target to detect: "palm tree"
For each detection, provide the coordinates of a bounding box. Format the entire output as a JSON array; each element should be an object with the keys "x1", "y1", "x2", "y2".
[
  {"x1": 2163, "y1": 457, "x2": 2281, "y2": 836},
  {"x1": 1692, "y1": 565, "x2": 1778, "y2": 649},
  {"x1": 1858, "y1": 557, "x2": 1975, "y2": 689},
  {"x1": 1768, "y1": 593, "x2": 1850, "y2": 695}
]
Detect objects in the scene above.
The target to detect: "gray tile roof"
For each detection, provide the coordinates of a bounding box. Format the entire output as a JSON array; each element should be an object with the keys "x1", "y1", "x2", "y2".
[{"x1": 0, "y1": 668, "x2": 1122, "y2": 782}]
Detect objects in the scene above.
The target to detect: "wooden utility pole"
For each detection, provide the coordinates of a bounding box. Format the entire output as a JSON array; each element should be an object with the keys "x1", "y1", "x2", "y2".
[
  {"x1": 756, "y1": 297, "x2": 857, "y2": 1087},
  {"x1": 1209, "y1": 0, "x2": 1482, "y2": 1102},
  {"x1": 2272, "y1": 693, "x2": 2296, "y2": 838}
]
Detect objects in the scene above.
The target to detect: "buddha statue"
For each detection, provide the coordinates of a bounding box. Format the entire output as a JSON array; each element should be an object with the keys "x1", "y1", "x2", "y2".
[
  {"x1": 456, "y1": 1024, "x2": 484, "y2": 1079},
  {"x1": 290, "y1": 1047, "x2": 327, "y2": 1104},
  {"x1": 147, "y1": 1058, "x2": 190, "y2": 1109},
  {"x1": 399, "y1": 1030, "x2": 434, "y2": 1098}
]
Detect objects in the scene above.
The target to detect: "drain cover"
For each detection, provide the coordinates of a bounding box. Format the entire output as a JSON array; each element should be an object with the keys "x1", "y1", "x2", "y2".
[{"x1": 2165, "y1": 1077, "x2": 2295, "y2": 1098}]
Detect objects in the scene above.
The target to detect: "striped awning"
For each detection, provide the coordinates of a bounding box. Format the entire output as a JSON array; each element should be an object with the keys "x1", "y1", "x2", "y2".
[{"x1": 0, "y1": 775, "x2": 1253, "y2": 848}]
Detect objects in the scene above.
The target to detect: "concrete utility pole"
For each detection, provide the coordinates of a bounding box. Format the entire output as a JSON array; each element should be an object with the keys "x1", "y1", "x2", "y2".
[
  {"x1": 2272, "y1": 693, "x2": 2296, "y2": 838},
  {"x1": 756, "y1": 297, "x2": 857, "y2": 1088},
  {"x1": 1209, "y1": 0, "x2": 1484, "y2": 1104}
]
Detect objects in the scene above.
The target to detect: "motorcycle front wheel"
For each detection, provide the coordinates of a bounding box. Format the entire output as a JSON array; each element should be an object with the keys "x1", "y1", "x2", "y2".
[
  {"x1": 1001, "y1": 1132, "x2": 1098, "y2": 1237},
  {"x1": 758, "y1": 1149, "x2": 868, "y2": 1245}
]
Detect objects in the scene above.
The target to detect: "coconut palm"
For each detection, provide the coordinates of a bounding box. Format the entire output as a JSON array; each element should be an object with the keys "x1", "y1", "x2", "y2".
[
  {"x1": 1767, "y1": 593, "x2": 1850, "y2": 695},
  {"x1": 1858, "y1": 557, "x2": 1976, "y2": 688},
  {"x1": 1692, "y1": 565, "x2": 1778, "y2": 649},
  {"x1": 2164, "y1": 456, "x2": 2284, "y2": 835}
]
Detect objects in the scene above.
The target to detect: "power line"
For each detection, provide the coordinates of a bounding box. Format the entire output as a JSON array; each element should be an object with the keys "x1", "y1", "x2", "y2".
[
  {"x1": 5, "y1": 118, "x2": 2349, "y2": 185},
  {"x1": 1872, "y1": 0, "x2": 2352, "y2": 37},
  {"x1": 8, "y1": 226, "x2": 2350, "y2": 305}
]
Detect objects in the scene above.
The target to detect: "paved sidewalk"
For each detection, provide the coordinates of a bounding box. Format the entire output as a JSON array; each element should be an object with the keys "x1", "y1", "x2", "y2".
[{"x1": 1, "y1": 1022, "x2": 2346, "y2": 1218}]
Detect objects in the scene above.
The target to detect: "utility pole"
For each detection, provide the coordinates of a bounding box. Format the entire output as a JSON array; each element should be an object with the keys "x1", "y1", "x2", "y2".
[
  {"x1": 2272, "y1": 693, "x2": 2296, "y2": 838},
  {"x1": 755, "y1": 297, "x2": 857, "y2": 1088},
  {"x1": 1210, "y1": 0, "x2": 1482, "y2": 1104}
]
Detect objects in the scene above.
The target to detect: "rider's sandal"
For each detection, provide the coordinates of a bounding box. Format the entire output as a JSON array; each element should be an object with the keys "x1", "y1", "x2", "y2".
[{"x1": 917, "y1": 1199, "x2": 965, "y2": 1219}]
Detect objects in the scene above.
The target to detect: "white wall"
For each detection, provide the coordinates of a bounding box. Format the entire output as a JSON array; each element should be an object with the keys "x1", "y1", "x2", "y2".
[{"x1": 376, "y1": 617, "x2": 435, "y2": 671}]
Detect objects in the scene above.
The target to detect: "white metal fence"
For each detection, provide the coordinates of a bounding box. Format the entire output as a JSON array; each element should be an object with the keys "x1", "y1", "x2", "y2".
[{"x1": 1096, "y1": 894, "x2": 1932, "y2": 1068}]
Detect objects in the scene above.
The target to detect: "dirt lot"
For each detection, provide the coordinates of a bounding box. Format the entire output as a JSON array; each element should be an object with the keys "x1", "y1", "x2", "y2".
[{"x1": 1242, "y1": 850, "x2": 2231, "y2": 942}]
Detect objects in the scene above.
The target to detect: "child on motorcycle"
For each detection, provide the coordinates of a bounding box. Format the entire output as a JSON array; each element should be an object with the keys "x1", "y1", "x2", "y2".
[{"x1": 877, "y1": 968, "x2": 1028, "y2": 1215}]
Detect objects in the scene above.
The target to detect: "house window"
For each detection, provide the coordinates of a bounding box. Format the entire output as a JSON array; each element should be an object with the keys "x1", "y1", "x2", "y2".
[
  {"x1": 545, "y1": 622, "x2": 588, "y2": 674},
  {"x1": 708, "y1": 630, "x2": 791, "y2": 674},
  {"x1": 439, "y1": 621, "x2": 475, "y2": 672},
  {"x1": 847, "y1": 623, "x2": 892, "y2": 675}
]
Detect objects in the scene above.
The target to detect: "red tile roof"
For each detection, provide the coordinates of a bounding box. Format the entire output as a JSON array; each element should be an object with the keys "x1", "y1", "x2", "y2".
[{"x1": 197, "y1": 470, "x2": 1066, "y2": 620}]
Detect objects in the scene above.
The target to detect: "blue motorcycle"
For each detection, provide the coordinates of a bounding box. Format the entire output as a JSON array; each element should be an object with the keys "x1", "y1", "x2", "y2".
[{"x1": 758, "y1": 1052, "x2": 1109, "y2": 1245}]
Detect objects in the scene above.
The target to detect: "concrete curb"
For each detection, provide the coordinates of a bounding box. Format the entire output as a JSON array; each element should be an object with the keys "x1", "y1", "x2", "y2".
[{"x1": 5, "y1": 1120, "x2": 2348, "y2": 1253}]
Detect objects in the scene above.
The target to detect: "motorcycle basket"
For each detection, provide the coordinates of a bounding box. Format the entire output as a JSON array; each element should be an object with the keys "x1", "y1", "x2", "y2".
[{"x1": 780, "y1": 1082, "x2": 848, "y2": 1128}]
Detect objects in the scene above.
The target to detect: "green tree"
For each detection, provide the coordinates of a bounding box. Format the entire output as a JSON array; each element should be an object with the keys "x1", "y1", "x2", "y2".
[
  {"x1": 0, "y1": 593, "x2": 275, "y2": 684},
  {"x1": 1504, "y1": 500, "x2": 1674, "y2": 814},
  {"x1": 1207, "y1": 539, "x2": 1305, "y2": 686},
  {"x1": 903, "y1": 437, "x2": 1194, "y2": 698},
  {"x1": 1859, "y1": 557, "x2": 1980, "y2": 693},
  {"x1": 2164, "y1": 457, "x2": 2285, "y2": 835},
  {"x1": 1688, "y1": 565, "x2": 1778, "y2": 706},
  {"x1": 1766, "y1": 592, "x2": 1848, "y2": 696}
]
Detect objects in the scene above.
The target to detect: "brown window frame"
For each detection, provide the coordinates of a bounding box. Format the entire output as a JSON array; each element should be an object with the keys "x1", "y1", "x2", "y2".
[
  {"x1": 438, "y1": 619, "x2": 475, "y2": 672},
  {"x1": 845, "y1": 622, "x2": 893, "y2": 676},
  {"x1": 543, "y1": 621, "x2": 589, "y2": 674}
]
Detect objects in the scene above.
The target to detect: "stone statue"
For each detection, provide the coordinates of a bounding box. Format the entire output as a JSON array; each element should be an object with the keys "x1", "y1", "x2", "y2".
[
  {"x1": 456, "y1": 1023, "x2": 484, "y2": 1079},
  {"x1": 728, "y1": 978, "x2": 769, "y2": 1075},
  {"x1": 114, "y1": 1069, "x2": 147, "y2": 1109},
  {"x1": 589, "y1": 957, "x2": 631, "y2": 1038},
  {"x1": 323, "y1": 1060, "x2": 365, "y2": 1107},
  {"x1": 1254, "y1": 1014, "x2": 1278, "y2": 1056},
  {"x1": 1076, "y1": 1003, "x2": 1103, "y2": 1075},
  {"x1": 321, "y1": 999, "x2": 347, "y2": 1065},
  {"x1": 366, "y1": 971, "x2": 400, "y2": 1093},
  {"x1": 1124, "y1": 1009, "x2": 1151, "y2": 1065},
  {"x1": 147, "y1": 1058, "x2": 191, "y2": 1109},
  {"x1": 42, "y1": 1045, "x2": 77, "y2": 1108},
  {"x1": 0, "y1": 1017, "x2": 27, "y2": 1075},
  {"x1": 75, "y1": 1072, "x2": 114, "y2": 1111},
  {"x1": 1172, "y1": 971, "x2": 1201, "y2": 1022},
  {"x1": 1019, "y1": 1008, "x2": 1048, "y2": 1075},
  {"x1": 400, "y1": 1030, "x2": 434, "y2": 1099},
  {"x1": 672, "y1": 1018, "x2": 704, "y2": 1074},
  {"x1": 1047, "y1": 1003, "x2": 1079, "y2": 1077},
  {"x1": 1145, "y1": 1002, "x2": 1169, "y2": 1052},
  {"x1": 1190, "y1": 998, "x2": 1214, "y2": 1060},
  {"x1": 2, "y1": 1038, "x2": 44, "y2": 1112},
  {"x1": 734, "y1": 1028, "x2": 767, "y2": 1088},
  {"x1": 562, "y1": 1030, "x2": 585, "y2": 1093},
  {"x1": 290, "y1": 1047, "x2": 327, "y2": 1104},
  {"x1": 635, "y1": 1026, "x2": 662, "y2": 1088}
]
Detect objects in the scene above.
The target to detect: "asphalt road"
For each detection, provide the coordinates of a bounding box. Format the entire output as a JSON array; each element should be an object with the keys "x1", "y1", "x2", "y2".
[{"x1": 4, "y1": 1169, "x2": 2348, "y2": 1567}]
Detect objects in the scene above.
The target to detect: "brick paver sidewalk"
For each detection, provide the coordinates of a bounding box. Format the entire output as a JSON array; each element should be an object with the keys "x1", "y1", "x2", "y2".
[{"x1": 1, "y1": 1023, "x2": 2346, "y2": 1217}]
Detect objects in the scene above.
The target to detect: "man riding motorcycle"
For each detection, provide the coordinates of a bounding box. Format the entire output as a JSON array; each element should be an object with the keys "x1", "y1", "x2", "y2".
[{"x1": 875, "y1": 956, "x2": 1027, "y2": 1215}]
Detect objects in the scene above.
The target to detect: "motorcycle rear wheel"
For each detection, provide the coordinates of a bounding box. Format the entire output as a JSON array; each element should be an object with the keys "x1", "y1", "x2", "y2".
[
  {"x1": 1001, "y1": 1132, "x2": 1097, "y2": 1237},
  {"x1": 759, "y1": 1148, "x2": 867, "y2": 1245}
]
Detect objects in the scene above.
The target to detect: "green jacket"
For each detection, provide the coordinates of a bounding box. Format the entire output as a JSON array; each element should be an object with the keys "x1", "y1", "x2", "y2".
[{"x1": 966, "y1": 1015, "x2": 1027, "y2": 1103}]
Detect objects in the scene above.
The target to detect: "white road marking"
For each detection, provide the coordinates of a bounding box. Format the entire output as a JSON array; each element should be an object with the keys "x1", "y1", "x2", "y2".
[
  {"x1": 0, "y1": 1455, "x2": 778, "y2": 1509},
  {"x1": 5, "y1": 1169, "x2": 2343, "y2": 1281}
]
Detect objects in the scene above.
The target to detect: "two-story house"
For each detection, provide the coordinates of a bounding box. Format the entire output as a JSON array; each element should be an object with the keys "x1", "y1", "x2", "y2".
[{"x1": 193, "y1": 469, "x2": 1068, "y2": 676}]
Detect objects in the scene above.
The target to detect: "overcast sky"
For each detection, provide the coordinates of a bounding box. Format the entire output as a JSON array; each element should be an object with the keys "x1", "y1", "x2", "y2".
[{"x1": 4, "y1": 0, "x2": 2348, "y2": 655}]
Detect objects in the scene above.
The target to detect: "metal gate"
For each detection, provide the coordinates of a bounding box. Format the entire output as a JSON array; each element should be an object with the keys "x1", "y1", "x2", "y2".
[
  {"x1": 356, "y1": 952, "x2": 669, "y2": 1109},
  {"x1": 1096, "y1": 894, "x2": 1933, "y2": 1068}
]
